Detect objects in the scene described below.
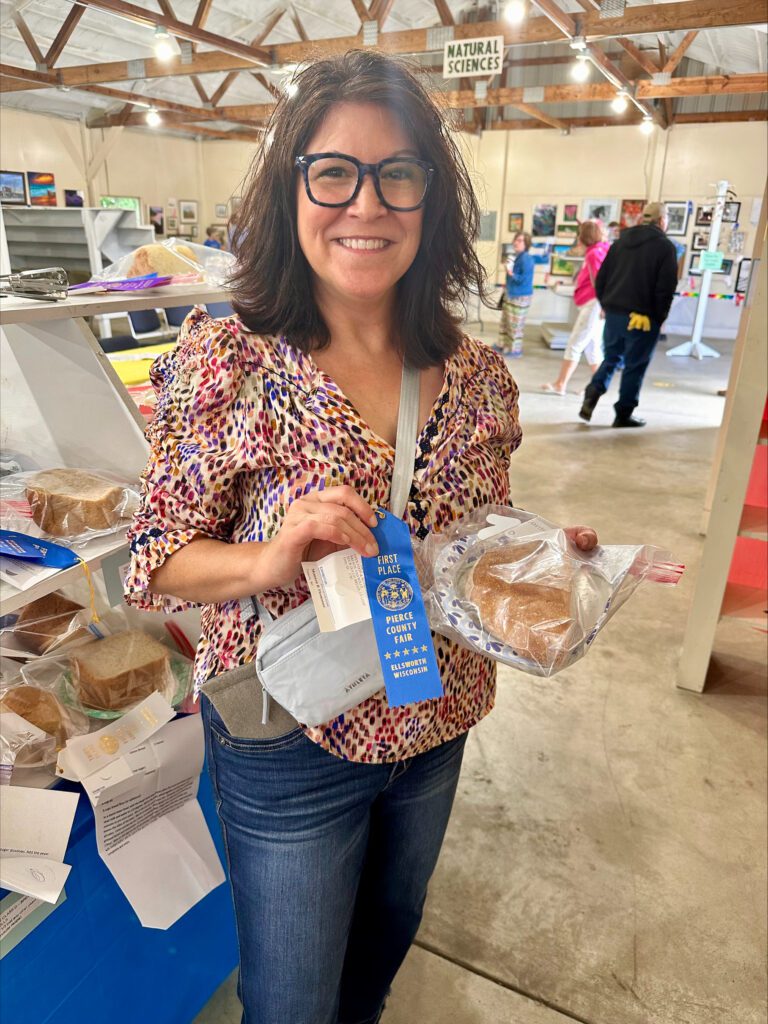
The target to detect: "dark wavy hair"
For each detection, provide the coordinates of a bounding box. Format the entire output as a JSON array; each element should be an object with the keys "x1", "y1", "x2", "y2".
[{"x1": 229, "y1": 50, "x2": 485, "y2": 368}]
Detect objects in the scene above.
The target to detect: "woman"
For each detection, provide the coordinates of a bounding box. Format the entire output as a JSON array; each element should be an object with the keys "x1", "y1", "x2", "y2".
[
  {"x1": 496, "y1": 230, "x2": 534, "y2": 357},
  {"x1": 542, "y1": 220, "x2": 610, "y2": 395},
  {"x1": 125, "y1": 51, "x2": 596, "y2": 1024}
]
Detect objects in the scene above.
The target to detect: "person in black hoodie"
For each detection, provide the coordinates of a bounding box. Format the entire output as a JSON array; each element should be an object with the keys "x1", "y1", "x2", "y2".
[{"x1": 579, "y1": 202, "x2": 679, "y2": 428}]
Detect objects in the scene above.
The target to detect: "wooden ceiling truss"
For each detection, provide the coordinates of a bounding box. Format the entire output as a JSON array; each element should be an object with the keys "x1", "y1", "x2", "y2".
[{"x1": 0, "y1": 0, "x2": 765, "y2": 136}]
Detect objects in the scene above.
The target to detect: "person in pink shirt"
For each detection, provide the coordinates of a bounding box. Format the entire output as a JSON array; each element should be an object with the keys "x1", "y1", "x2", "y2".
[{"x1": 542, "y1": 220, "x2": 610, "y2": 395}]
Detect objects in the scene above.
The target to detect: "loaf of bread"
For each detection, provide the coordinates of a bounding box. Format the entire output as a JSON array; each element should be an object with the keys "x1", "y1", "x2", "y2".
[
  {"x1": 128, "y1": 243, "x2": 199, "y2": 278},
  {"x1": 25, "y1": 468, "x2": 124, "y2": 538},
  {"x1": 466, "y1": 541, "x2": 574, "y2": 667},
  {"x1": 71, "y1": 631, "x2": 171, "y2": 711},
  {"x1": 0, "y1": 684, "x2": 69, "y2": 749},
  {"x1": 13, "y1": 592, "x2": 88, "y2": 655}
]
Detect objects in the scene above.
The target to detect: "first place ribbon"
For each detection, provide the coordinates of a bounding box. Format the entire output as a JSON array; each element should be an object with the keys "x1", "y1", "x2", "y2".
[{"x1": 362, "y1": 509, "x2": 444, "y2": 708}]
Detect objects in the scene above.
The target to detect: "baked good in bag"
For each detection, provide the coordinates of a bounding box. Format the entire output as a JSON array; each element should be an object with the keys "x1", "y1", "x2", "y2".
[
  {"x1": 0, "y1": 684, "x2": 69, "y2": 749},
  {"x1": 128, "y1": 243, "x2": 198, "y2": 278},
  {"x1": 25, "y1": 468, "x2": 124, "y2": 537},
  {"x1": 14, "y1": 592, "x2": 88, "y2": 655},
  {"x1": 72, "y1": 631, "x2": 170, "y2": 710},
  {"x1": 466, "y1": 541, "x2": 574, "y2": 666}
]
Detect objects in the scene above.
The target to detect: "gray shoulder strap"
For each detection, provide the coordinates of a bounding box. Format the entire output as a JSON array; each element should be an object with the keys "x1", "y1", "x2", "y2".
[{"x1": 390, "y1": 363, "x2": 421, "y2": 520}]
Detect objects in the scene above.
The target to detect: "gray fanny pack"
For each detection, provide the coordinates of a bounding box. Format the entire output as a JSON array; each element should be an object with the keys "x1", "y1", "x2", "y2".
[{"x1": 232, "y1": 364, "x2": 421, "y2": 729}]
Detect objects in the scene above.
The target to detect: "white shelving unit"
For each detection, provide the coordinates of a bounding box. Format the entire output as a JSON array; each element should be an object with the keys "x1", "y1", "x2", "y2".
[
  {"x1": 676, "y1": 189, "x2": 767, "y2": 693},
  {"x1": 0, "y1": 284, "x2": 229, "y2": 618}
]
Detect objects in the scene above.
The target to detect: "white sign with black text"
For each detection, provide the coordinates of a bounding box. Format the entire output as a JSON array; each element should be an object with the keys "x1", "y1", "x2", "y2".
[{"x1": 443, "y1": 36, "x2": 504, "y2": 79}]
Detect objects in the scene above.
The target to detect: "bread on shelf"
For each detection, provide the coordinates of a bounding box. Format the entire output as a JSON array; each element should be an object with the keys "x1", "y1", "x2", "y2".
[
  {"x1": 128, "y1": 243, "x2": 199, "y2": 278},
  {"x1": 71, "y1": 630, "x2": 172, "y2": 711},
  {"x1": 25, "y1": 468, "x2": 125, "y2": 538},
  {"x1": 13, "y1": 591, "x2": 89, "y2": 655},
  {"x1": 0, "y1": 684, "x2": 70, "y2": 750}
]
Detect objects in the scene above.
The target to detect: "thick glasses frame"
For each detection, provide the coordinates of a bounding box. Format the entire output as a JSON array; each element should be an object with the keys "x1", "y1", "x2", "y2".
[{"x1": 295, "y1": 152, "x2": 435, "y2": 212}]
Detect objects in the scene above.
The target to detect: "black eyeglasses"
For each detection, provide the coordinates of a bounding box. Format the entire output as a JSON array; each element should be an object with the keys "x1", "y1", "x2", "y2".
[{"x1": 295, "y1": 152, "x2": 434, "y2": 212}]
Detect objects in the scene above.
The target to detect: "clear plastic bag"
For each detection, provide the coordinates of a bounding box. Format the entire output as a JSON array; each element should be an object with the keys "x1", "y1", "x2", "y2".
[
  {"x1": 0, "y1": 661, "x2": 89, "y2": 768},
  {"x1": 66, "y1": 629, "x2": 191, "y2": 716},
  {"x1": 421, "y1": 506, "x2": 684, "y2": 676},
  {"x1": 0, "y1": 590, "x2": 94, "y2": 659},
  {"x1": 97, "y1": 238, "x2": 235, "y2": 287},
  {"x1": 0, "y1": 468, "x2": 139, "y2": 542}
]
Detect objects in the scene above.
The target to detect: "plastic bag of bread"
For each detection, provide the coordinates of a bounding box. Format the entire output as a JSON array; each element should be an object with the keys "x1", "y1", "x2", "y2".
[
  {"x1": 420, "y1": 506, "x2": 684, "y2": 676},
  {"x1": 66, "y1": 629, "x2": 190, "y2": 716},
  {"x1": 0, "y1": 591, "x2": 94, "y2": 660},
  {"x1": 97, "y1": 238, "x2": 234, "y2": 287},
  {"x1": 0, "y1": 662, "x2": 89, "y2": 769},
  {"x1": 0, "y1": 467, "x2": 139, "y2": 542}
]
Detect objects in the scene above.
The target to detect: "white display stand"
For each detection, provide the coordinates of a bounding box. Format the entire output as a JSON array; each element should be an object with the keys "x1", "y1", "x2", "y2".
[
  {"x1": 2, "y1": 207, "x2": 154, "y2": 277},
  {"x1": 0, "y1": 284, "x2": 228, "y2": 617},
  {"x1": 676, "y1": 190, "x2": 767, "y2": 693}
]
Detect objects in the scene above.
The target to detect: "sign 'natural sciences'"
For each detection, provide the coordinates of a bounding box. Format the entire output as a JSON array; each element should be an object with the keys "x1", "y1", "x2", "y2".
[{"x1": 443, "y1": 36, "x2": 504, "y2": 79}]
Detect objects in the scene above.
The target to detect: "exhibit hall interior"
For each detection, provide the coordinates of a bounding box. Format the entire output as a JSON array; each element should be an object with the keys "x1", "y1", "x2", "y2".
[{"x1": 0, "y1": 2, "x2": 766, "y2": 1023}]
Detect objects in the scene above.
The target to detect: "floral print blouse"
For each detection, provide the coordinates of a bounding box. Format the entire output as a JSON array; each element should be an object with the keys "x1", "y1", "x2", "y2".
[{"x1": 125, "y1": 309, "x2": 522, "y2": 763}]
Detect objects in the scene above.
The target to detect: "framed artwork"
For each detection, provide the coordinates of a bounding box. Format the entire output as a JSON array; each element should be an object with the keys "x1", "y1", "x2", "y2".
[
  {"x1": 665, "y1": 201, "x2": 689, "y2": 237},
  {"x1": 64, "y1": 189, "x2": 84, "y2": 208},
  {"x1": 689, "y1": 253, "x2": 734, "y2": 277},
  {"x1": 228, "y1": 195, "x2": 242, "y2": 217},
  {"x1": 563, "y1": 203, "x2": 578, "y2": 222},
  {"x1": 177, "y1": 222, "x2": 197, "y2": 237},
  {"x1": 179, "y1": 199, "x2": 198, "y2": 223},
  {"x1": 215, "y1": 203, "x2": 228, "y2": 219},
  {"x1": 507, "y1": 212, "x2": 524, "y2": 233},
  {"x1": 672, "y1": 241, "x2": 687, "y2": 277},
  {"x1": 723, "y1": 201, "x2": 741, "y2": 223},
  {"x1": 620, "y1": 198, "x2": 645, "y2": 230},
  {"x1": 736, "y1": 258, "x2": 752, "y2": 293},
  {"x1": 556, "y1": 223, "x2": 578, "y2": 239},
  {"x1": 719, "y1": 258, "x2": 735, "y2": 276},
  {"x1": 550, "y1": 254, "x2": 576, "y2": 277},
  {"x1": 0, "y1": 170, "x2": 26, "y2": 205},
  {"x1": 148, "y1": 205, "x2": 164, "y2": 235},
  {"x1": 695, "y1": 204, "x2": 713, "y2": 226},
  {"x1": 692, "y1": 230, "x2": 709, "y2": 251},
  {"x1": 529, "y1": 242, "x2": 552, "y2": 266},
  {"x1": 166, "y1": 215, "x2": 178, "y2": 233},
  {"x1": 582, "y1": 197, "x2": 617, "y2": 224},
  {"x1": 27, "y1": 171, "x2": 56, "y2": 206},
  {"x1": 532, "y1": 203, "x2": 556, "y2": 237},
  {"x1": 479, "y1": 210, "x2": 497, "y2": 242},
  {"x1": 100, "y1": 195, "x2": 140, "y2": 213}
]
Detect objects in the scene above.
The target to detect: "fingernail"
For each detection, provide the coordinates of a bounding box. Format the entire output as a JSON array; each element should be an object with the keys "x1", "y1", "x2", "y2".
[
  {"x1": 368, "y1": 515, "x2": 378, "y2": 527},
  {"x1": 366, "y1": 543, "x2": 378, "y2": 556}
]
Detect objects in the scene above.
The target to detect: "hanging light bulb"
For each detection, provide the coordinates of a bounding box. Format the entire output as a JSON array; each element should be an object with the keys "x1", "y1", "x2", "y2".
[
  {"x1": 611, "y1": 91, "x2": 629, "y2": 114},
  {"x1": 153, "y1": 25, "x2": 175, "y2": 61},
  {"x1": 639, "y1": 116, "x2": 654, "y2": 135},
  {"x1": 570, "y1": 55, "x2": 591, "y2": 82},
  {"x1": 503, "y1": 0, "x2": 526, "y2": 24},
  {"x1": 145, "y1": 107, "x2": 162, "y2": 128}
]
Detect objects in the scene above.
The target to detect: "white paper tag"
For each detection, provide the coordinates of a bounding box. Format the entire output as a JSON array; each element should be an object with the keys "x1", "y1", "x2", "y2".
[
  {"x1": 302, "y1": 548, "x2": 372, "y2": 632},
  {"x1": 56, "y1": 691, "x2": 175, "y2": 781},
  {"x1": 477, "y1": 514, "x2": 523, "y2": 541},
  {"x1": 0, "y1": 857, "x2": 71, "y2": 904}
]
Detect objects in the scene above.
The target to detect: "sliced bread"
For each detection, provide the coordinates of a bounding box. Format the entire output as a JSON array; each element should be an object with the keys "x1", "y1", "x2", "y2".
[
  {"x1": 25, "y1": 468, "x2": 124, "y2": 538},
  {"x1": 0, "y1": 684, "x2": 68, "y2": 748},
  {"x1": 14, "y1": 591, "x2": 88, "y2": 655},
  {"x1": 72, "y1": 630, "x2": 171, "y2": 710}
]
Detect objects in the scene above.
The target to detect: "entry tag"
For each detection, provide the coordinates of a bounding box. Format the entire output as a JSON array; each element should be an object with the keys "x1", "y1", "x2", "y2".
[{"x1": 362, "y1": 509, "x2": 443, "y2": 707}]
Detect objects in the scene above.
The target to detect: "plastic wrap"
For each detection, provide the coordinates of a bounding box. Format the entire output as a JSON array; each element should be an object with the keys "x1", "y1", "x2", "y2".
[
  {"x1": 0, "y1": 591, "x2": 94, "y2": 659},
  {"x1": 0, "y1": 467, "x2": 139, "y2": 542},
  {"x1": 66, "y1": 629, "x2": 191, "y2": 716},
  {"x1": 421, "y1": 506, "x2": 684, "y2": 677},
  {"x1": 0, "y1": 666, "x2": 89, "y2": 768},
  {"x1": 97, "y1": 238, "x2": 235, "y2": 287}
]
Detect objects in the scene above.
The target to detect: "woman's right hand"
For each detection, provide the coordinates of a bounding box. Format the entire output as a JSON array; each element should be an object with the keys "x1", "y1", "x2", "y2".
[{"x1": 256, "y1": 485, "x2": 380, "y2": 591}]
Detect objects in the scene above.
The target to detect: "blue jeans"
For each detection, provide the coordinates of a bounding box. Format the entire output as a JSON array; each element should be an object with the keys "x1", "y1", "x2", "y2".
[
  {"x1": 202, "y1": 697, "x2": 467, "y2": 1024},
  {"x1": 591, "y1": 310, "x2": 661, "y2": 416}
]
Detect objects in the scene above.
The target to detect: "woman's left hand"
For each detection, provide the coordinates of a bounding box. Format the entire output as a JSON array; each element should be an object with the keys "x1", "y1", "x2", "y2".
[{"x1": 565, "y1": 525, "x2": 598, "y2": 551}]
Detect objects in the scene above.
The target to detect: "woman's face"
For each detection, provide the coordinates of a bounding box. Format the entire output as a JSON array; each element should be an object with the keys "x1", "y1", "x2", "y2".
[
  {"x1": 513, "y1": 235, "x2": 525, "y2": 253},
  {"x1": 296, "y1": 102, "x2": 424, "y2": 312}
]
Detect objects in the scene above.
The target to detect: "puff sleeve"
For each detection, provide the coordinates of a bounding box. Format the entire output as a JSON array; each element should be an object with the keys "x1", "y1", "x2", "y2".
[{"x1": 124, "y1": 309, "x2": 251, "y2": 612}]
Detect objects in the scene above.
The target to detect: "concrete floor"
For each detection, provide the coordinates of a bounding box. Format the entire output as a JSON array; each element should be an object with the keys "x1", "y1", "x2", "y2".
[{"x1": 195, "y1": 326, "x2": 767, "y2": 1024}]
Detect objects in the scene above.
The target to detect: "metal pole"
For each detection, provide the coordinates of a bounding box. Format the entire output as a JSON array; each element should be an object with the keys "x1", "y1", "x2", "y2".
[{"x1": 667, "y1": 179, "x2": 729, "y2": 359}]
